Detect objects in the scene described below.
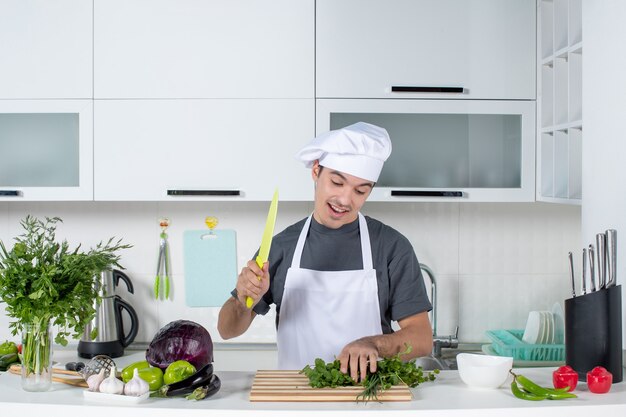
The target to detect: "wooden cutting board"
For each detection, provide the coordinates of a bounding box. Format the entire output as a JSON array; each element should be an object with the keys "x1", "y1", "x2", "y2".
[
  {"x1": 8, "y1": 364, "x2": 87, "y2": 388},
  {"x1": 250, "y1": 370, "x2": 412, "y2": 402}
]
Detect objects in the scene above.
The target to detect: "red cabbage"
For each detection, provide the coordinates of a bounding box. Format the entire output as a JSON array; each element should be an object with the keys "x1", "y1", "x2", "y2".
[{"x1": 146, "y1": 320, "x2": 213, "y2": 370}]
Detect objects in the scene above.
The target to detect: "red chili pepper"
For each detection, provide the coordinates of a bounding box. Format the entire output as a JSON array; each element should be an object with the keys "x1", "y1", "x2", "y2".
[
  {"x1": 553, "y1": 365, "x2": 578, "y2": 392},
  {"x1": 586, "y1": 366, "x2": 612, "y2": 394}
]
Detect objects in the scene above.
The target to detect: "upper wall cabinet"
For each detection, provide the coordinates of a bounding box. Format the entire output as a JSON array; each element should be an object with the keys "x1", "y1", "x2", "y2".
[
  {"x1": 0, "y1": 0, "x2": 92, "y2": 99},
  {"x1": 94, "y1": 99, "x2": 314, "y2": 201},
  {"x1": 94, "y1": 0, "x2": 314, "y2": 99},
  {"x1": 0, "y1": 100, "x2": 94, "y2": 201},
  {"x1": 316, "y1": 0, "x2": 536, "y2": 100}
]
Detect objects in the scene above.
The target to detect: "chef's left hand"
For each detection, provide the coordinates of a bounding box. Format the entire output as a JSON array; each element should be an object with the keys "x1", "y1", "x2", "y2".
[{"x1": 337, "y1": 337, "x2": 378, "y2": 382}]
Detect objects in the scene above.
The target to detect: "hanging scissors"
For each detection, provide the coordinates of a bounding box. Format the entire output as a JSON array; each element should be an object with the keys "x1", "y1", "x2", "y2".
[{"x1": 154, "y1": 218, "x2": 171, "y2": 300}]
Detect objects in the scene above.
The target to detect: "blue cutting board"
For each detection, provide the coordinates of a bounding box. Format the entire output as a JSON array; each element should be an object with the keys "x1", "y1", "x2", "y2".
[{"x1": 184, "y1": 229, "x2": 237, "y2": 307}]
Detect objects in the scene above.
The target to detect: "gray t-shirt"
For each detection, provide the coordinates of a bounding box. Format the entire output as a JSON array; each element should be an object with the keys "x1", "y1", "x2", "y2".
[{"x1": 233, "y1": 215, "x2": 432, "y2": 334}]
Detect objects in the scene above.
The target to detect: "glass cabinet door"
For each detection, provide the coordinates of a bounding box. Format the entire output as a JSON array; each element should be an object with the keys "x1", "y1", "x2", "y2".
[
  {"x1": 0, "y1": 100, "x2": 93, "y2": 200},
  {"x1": 316, "y1": 99, "x2": 535, "y2": 202}
]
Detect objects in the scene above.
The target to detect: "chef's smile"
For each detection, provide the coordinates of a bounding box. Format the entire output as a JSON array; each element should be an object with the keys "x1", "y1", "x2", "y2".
[{"x1": 313, "y1": 163, "x2": 374, "y2": 228}]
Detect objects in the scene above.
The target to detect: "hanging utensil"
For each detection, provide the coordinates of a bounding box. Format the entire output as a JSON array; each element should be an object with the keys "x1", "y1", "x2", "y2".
[
  {"x1": 568, "y1": 251, "x2": 576, "y2": 298},
  {"x1": 596, "y1": 233, "x2": 607, "y2": 289},
  {"x1": 589, "y1": 244, "x2": 597, "y2": 292},
  {"x1": 155, "y1": 218, "x2": 171, "y2": 300},
  {"x1": 606, "y1": 229, "x2": 617, "y2": 288}
]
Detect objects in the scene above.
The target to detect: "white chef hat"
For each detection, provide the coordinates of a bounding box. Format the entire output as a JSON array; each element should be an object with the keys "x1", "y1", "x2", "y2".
[{"x1": 295, "y1": 122, "x2": 392, "y2": 182}]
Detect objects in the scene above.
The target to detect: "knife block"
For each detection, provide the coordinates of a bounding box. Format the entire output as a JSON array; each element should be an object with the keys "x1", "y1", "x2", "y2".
[{"x1": 564, "y1": 285, "x2": 622, "y2": 383}]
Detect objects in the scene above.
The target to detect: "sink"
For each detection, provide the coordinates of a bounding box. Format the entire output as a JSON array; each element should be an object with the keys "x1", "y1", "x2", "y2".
[{"x1": 414, "y1": 355, "x2": 457, "y2": 371}]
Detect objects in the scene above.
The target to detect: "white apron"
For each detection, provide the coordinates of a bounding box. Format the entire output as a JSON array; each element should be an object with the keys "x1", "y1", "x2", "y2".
[{"x1": 277, "y1": 213, "x2": 383, "y2": 370}]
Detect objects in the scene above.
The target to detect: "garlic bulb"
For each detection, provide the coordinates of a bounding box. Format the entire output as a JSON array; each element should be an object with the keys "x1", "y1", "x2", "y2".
[
  {"x1": 99, "y1": 366, "x2": 124, "y2": 395},
  {"x1": 87, "y1": 368, "x2": 106, "y2": 392},
  {"x1": 124, "y1": 368, "x2": 149, "y2": 397}
]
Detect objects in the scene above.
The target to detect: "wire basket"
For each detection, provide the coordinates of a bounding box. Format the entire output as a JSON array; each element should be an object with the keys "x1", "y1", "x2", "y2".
[
  {"x1": 485, "y1": 329, "x2": 565, "y2": 362},
  {"x1": 79, "y1": 355, "x2": 117, "y2": 380}
]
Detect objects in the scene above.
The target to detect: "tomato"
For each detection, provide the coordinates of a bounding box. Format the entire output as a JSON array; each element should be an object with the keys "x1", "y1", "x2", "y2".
[
  {"x1": 586, "y1": 366, "x2": 612, "y2": 394},
  {"x1": 163, "y1": 360, "x2": 196, "y2": 385},
  {"x1": 553, "y1": 365, "x2": 578, "y2": 392}
]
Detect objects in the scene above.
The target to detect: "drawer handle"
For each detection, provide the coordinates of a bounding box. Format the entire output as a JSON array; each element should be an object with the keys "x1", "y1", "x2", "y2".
[
  {"x1": 167, "y1": 189, "x2": 241, "y2": 196},
  {"x1": 0, "y1": 190, "x2": 22, "y2": 197},
  {"x1": 391, "y1": 190, "x2": 464, "y2": 197},
  {"x1": 391, "y1": 86, "x2": 464, "y2": 93}
]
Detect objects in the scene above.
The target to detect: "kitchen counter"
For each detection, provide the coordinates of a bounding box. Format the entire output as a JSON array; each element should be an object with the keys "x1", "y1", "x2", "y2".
[{"x1": 1, "y1": 351, "x2": 625, "y2": 417}]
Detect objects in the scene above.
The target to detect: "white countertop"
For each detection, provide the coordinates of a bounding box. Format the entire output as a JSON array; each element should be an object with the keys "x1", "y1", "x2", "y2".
[{"x1": 1, "y1": 350, "x2": 625, "y2": 417}]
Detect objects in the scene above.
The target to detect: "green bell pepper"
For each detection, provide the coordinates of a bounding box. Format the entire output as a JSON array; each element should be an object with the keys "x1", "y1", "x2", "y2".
[
  {"x1": 163, "y1": 360, "x2": 196, "y2": 385},
  {"x1": 121, "y1": 360, "x2": 151, "y2": 383},
  {"x1": 0, "y1": 340, "x2": 18, "y2": 356}
]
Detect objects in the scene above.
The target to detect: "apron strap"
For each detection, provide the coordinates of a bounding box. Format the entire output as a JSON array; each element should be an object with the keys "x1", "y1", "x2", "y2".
[
  {"x1": 358, "y1": 213, "x2": 373, "y2": 270},
  {"x1": 291, "y1": 213, "x2": 373, "y2": 270},
  {"x1": 290, "y1": 215, "x2": 312, "y2": 268}
]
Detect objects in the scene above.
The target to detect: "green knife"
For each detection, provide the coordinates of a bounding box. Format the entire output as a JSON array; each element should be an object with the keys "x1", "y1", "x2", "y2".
[{"x1": 246, "y1": 188, "x2": 279, "y2": 308}]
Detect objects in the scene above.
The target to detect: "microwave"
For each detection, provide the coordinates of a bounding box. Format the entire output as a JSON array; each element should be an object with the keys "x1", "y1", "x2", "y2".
[{"x1": 316, "y1": 99, "x2": 535, "y2": 202}]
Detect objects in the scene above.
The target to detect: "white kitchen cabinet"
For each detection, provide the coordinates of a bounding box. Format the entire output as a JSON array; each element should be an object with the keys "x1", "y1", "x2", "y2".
[
  {"x1": 537, "y1": 0, "x2": 582, "y2": 204},
  {"x1": 94, "y1": 99, "x2": 314, "y2": 201},
  {"x1": 94, "y1": 0, "x2": 314, "y2": 99},
  {"x1": 0, "y1": 0, "x2": 92, "y2": 99},
  {"x1": 317, "y1": 99, "x2": 536, "y2": 202},
  {"x1": 316, "y1": 0, "x2": 536, "y2": 100},
  {"x1": 0, "y1": 100, "x2": 93, "y2": 201}
]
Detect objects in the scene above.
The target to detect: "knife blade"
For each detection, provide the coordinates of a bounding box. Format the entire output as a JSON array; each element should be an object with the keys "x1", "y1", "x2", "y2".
[
  {"x1": 246, "y1": 188, "x2": 279, "y2": 309},
  {"x1": 606, "y1": 229, "x2": 617, "y2": 288}
]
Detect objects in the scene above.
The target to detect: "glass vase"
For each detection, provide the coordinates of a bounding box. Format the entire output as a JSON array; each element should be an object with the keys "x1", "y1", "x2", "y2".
[{"x1": 20, "y1": 321, "x2": 52, "y2": 392}]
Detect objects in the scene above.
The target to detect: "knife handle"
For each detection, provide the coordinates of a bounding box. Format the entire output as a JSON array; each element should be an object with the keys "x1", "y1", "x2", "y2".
[
  {"x1": 245, "y1": 256, "x2": 266, "y2": 308},
  {"x1": 606, "y1": 229, "x2": 617, "y2": 287},
  {"x1": 596, "y1": 233, "x2": 607, "y2": 289},
  {"x1": 589, "y1": 244, "x2": 596, "y2": 292}
]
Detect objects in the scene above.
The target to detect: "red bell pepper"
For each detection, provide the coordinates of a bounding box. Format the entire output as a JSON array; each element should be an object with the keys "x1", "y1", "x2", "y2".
[
  {"x1": 586, "y1": 366, "x2": 612, "y2": 394},
  {"x1": 553, "y1": 365, "x2": 578, "y2": 392}
]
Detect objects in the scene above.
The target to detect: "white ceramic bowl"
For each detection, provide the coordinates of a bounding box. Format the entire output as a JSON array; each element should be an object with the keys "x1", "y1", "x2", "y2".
[{"x1": 457, "y1": 353, "x2": 513, "y2": 389}]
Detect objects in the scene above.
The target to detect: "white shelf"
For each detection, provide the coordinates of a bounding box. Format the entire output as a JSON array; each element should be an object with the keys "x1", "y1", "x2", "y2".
[{"x1": 537, "y1": 0, "x2": 583, "y2": 204}]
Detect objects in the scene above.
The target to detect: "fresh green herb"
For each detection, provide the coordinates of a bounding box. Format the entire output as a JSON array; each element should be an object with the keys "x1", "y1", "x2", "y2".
[
  {"x1": 301, "y1": 358, "x2": 357, "y2": 388},
  {"x1": 0, "y1": 215, "x2": 131, "y2": 346},
  {"x1": 300, "y1": 344, "x2": 439, "y2": 403}
]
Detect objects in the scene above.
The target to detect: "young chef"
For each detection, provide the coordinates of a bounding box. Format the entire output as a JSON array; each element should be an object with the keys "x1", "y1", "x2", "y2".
[{"x1": 217, "y1": 122, "x2": 433, "y2": 382}]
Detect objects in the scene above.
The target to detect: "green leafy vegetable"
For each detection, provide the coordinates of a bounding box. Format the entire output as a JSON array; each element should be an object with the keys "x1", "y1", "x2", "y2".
[
  {"x1": 300, "y1": 344, "x2": 439, "y2": 403},
  {"x1": 0, "y1": 215, "x2": 131, "y2": 346}
]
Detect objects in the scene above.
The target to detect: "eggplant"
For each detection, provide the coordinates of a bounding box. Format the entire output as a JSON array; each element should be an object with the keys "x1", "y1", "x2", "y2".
[
  {"x1": 185, "y1": 375, "x2": 221, "y2": 401},
  {"x1": 153, "y1": 363, "x2": 214, "y2": 397}
]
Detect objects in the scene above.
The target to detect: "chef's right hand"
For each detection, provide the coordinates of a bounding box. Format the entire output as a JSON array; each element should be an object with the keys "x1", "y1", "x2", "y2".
[{"x1": 235, "y1": 259, "x2": 270, "y2": 308}]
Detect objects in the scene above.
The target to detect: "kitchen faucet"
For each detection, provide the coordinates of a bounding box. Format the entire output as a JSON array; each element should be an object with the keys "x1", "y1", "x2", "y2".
[{"x1": 419, "y1": 263, "x2": 459, "y2": 359}]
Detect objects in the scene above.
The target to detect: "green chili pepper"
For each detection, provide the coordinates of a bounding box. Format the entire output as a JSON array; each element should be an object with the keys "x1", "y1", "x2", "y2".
[
  {"x1": 510, "y1": 371, "x2": 577, "y2": 401},
  {"x1": 511, "y1": 378, "x2": 548, "y2": 401},
  {"x1": 515, "y1": 372, "x2": 577, "y2": 399}
]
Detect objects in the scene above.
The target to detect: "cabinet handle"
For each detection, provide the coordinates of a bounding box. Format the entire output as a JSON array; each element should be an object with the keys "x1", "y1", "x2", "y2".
[
  {"x1": 167, "y1": 189, "x2": 241, "y2": 196},
  {"x1": 391, "y1": 190, "x2": 463, "y2": 197},
  {"x1": 391, "y1": 86, "x2": 464, "y2": 93},
  {"x1": 0, "y1": 190, "x2": 22, "y2": 197}
]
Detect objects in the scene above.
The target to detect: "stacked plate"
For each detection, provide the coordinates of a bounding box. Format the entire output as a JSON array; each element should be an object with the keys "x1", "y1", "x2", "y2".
[{"x1": 522, "y1": 309, "x2": 558, "y2": 345}]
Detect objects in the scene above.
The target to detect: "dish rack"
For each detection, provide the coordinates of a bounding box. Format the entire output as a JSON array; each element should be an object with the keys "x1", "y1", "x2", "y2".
[{"x1": 485, "y1": 329, "x2": 565, "y2": 362}]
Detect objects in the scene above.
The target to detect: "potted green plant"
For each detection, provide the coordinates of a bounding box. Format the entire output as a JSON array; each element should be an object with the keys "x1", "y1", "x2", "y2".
[{"x1": 0, "y1": 215, "x2": 131, "y2": 391}]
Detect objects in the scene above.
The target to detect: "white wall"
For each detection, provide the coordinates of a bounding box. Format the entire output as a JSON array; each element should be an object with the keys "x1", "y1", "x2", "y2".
[
  {"x1": 582, "y1": 0, "x2": 626, "y2": 344},
  {"x1": 0, "y1": 200, "x2": 580, "y2": 346}
]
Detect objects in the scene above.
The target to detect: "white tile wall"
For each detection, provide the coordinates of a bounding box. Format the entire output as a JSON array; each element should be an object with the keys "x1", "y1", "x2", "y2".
[{"x1": 0, "y1": 201, "x2": 580, "y2": 346}]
